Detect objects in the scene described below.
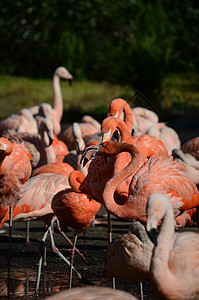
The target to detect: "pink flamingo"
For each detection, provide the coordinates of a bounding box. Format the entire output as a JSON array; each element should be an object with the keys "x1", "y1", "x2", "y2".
[
  {"x1": 146, "y1": 192, "x2": 199, "y2": 300},
  {"x1": 52, "y1": 135, "x2": 69, "y2": 163},
  {"x1": 172, "y1": 148, "x2": 199, "y2": 185},
  {"x1": 59, "y1": 115, "x2": 101, "y2": 151},
  {"x1": 81, "y1": 141, "x2": 199, "y2": 227},
  {"x1": 0, "y1": 108, "x2": 38, "y2": 135},
  {"x1": 52, "y1": 170, "x2": 101, "y2": 288},
  {"x1": 45, "y1": 286, "x2": 137, "y2": 300},
  {"x1": 28, "y1": 66, "x2": 73, "y2": 123},
  {"x1": 0, "y1": 137, "x2": 32, "y2": 220},
  {"x1": 4, "y1": 118, "x2": 57, "y2": 170}
]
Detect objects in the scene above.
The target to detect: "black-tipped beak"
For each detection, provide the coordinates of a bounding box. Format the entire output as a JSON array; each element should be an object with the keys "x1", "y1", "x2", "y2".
[
  {"x1": 147, "y1": 228, "x2": 158, "y2": 246},
  {"x1": 48, "y1": 135, "x2": 54, "y2": 146},
  {"x1": 80, "y1": 144, "x2": 103, "y2": 167},
  {"x1": 68, "y1": 79, "x2": 72, "y2": 86}
]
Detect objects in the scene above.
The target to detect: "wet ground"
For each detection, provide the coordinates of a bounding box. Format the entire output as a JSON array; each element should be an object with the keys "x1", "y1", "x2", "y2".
[
  {"x1": 0, "y1": 206, "x2": 155, "y2": 300},
  {"x1": 0, "y1": 108, "x2": 198, "y2": 300}
]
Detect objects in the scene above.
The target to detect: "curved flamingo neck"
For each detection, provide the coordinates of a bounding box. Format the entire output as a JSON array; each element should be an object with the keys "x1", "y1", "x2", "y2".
[
  {"x1": 53, "y1": 72, "x2": 63, "y2": 122},
  {"x1": 150, "y1": 201, "x2": 176, "y2": 293},
  {"x1": 102, "y1": 117, "x2": 131, "y2": 143},
  {"x1": 69, "y1": 170, "x2": 85, "y2": 192},
  {"x1": 109, "y1": 99, "x2": 133, "y2": 133},
  {"x1": 101, "y1": 142, "x2": 146, "y2": 218}
]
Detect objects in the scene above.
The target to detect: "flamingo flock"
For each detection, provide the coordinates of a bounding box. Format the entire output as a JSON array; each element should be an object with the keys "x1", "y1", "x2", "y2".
[{"x1": 0, "y1": 67, "x2": 199, "y2": 300}]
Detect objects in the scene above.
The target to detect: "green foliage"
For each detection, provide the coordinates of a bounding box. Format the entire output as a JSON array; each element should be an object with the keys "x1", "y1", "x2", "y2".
[{"x1": 0, "y1": 0, "x2": 198, "y2": 106}]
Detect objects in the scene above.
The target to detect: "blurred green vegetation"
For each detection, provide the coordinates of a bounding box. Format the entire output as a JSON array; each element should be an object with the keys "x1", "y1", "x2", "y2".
[
  {"x1": 0, "y1": 1, "x2": 199, "y2": 107},
  {"x1": 0, "y1": 72, "x2": 198, "y2": 122}
]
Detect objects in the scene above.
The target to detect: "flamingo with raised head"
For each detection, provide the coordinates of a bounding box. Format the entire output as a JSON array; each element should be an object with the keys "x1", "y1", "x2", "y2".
[
  {"x1": 28, "y1": 66, "x2": 73, "y2": 122},
  {"x1": 52, "y1": 170, "x2": 101, "y2": 288},
  {"x1": 81, "y1": 141, "x2": 199, "y2": 227},
  {"x1": 146, "y1": 192, "x2": 199, "y2": 300}
]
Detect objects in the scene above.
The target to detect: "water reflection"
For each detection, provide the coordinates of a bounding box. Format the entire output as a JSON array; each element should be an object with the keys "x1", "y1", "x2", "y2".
[{"x1": 0, "y1": 267, "x2": 78, "y2": 299}]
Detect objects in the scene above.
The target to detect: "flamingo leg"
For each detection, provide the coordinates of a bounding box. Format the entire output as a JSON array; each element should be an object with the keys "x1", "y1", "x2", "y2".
[
  {"x1": 140, "y1": 281, "x2": 143, "y2": 300},
  {"x1": 26, "y1": 220, "x2": 30, "y2": 244},
  {"x1": 49, "y1": 226, "x2": 82, "y2": 280},
  {"x1": 107, "y1": 212, "x2": 115, "y2": 290},
  {"x1": 7, "y1": 205, "x2": 13, "y2": 300},
  {"x1": 56, "y1": 220, "x2": 88, "y2": 264},
  {"x1": 35, "y1": 225, "x2": 49, "y2": 293},
  {"x1": 69, "y1": 233, "x2": 78, "y2": 289}
]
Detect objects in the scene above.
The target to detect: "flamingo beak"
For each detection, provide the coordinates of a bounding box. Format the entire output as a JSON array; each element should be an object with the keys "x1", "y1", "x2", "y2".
[
  {"x1": 147, "y1": 228, "x2": 157, "y2": 246},
  {"x1": 80, "y1": 144, "x2": 103, "y2": 167}
]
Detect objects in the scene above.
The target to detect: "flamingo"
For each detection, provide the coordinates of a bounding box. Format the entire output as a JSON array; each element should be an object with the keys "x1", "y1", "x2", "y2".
[
  {"x1": 59, "y1": 115, "x2": 101, "y2": 150},
  {"x1": 0, "y1": 172, "x2": 84, "y2": 292},
  {"x1": 45, "y1": 286, "x2": 137, "y2": 300},
  {"x1": 32, "y1": 162, "x2": 74, "y2": 177},
  {"x1": 51, "y1": 170, "x2": 101, "y2": 288},
  {"x1": 146, "y1": 192, "x2": 199, "y2": 300},
  {"x1": 0, "y1": 108, "x2": 38, "y2": 135},
  {"x1": 181, "y1": 136, "x2": 199, "y2": 160},
  {"x1": 131, "y1": 106, "x2": 166, "y2": 136},
  {"x1": 104, "y1": 221, "x2": 153, "y2": 299},
  {"x1": 52, "y1": 135, "x2": 69, "y2": 163},
  {"x1": 28, "y1": 66, "x2": 73, "y2": 123},
  {"x1": 172, "y1": 148, "x2": 199, "y2": 185},
  {"x1": 147, "y1": 125, "x2": 181, "y2": 156},
  {"x1": 81, "y1": 141, "x2": 199, "y2": 227},
  {"x1": 4, "y1": 118, "x2": 57, "y2": 170},
  {"x1": 0, "y1": 137, "x2": 32, "y2": 220}
]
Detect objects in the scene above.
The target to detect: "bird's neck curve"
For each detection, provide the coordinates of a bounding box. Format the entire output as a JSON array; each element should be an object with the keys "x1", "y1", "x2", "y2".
[
  {"x1": 102, "y1": 143, "x2": 146, "y2": 219},
  {"x1": 53, "y1": 72, "x2": 63, "y2": 122}
]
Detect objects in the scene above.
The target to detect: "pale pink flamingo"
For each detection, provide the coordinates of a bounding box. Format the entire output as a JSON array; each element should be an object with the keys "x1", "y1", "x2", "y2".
[
  {"x1": 59, "y1": 115, "x2": 101, "y2": 150},
  {"x1": 28, "y1": 66, "x2": 73, "y2": 123},
  {"x1": 0, "y1": 108, "x2": 38, "y2": 135},
  {"x1": 52, "y1": 170, "x2": 101, "y2": 288},
  {"x1": 147, "y1": 125, "x2": 181, "y2": 156},
  {"x1": 4, "y1": 118, "x2": 57, "y2": 169},
  {"x1": 45, "y1": 286, "x2": 137, "y2": 300},
  {"x1": 146, "y1": 192, "x2": 199, "y2": 300},
  {"x1": 0, "y1": 172, "x2": 83, "y2": 292},
  {"x1": 104, "y1": 221, "x2": 153, "y2": 299},
  {"x1": 81, "y1": 141, "x2": 199, "y2": 227},
  {"x1": 172, "y1": 148, "x2": 199, "y2": 185},
  {"x1": 131, "y1": 107, "x2": 166, "y2": 136}
]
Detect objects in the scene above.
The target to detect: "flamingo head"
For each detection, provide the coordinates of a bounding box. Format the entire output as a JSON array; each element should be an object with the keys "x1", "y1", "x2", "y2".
[{"x1": 0, "y1": 137, "x2": 13, "y2": 157}]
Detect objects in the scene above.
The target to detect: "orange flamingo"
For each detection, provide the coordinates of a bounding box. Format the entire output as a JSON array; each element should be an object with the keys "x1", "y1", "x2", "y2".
[
  {"x1": 52, "y1": 170, "x2": 101, "y2": 288},
  {"x1": 45, "y1": 286, "x2": 137, "y2": 300},
  {"x1": 81, "y1": 141, "x2": 199, "y2": 227},
  {"x1": 52, "y1": 135, "x2": 69, "y2": 163},
  {"x1": 146, "y1": 192, "x2": 199, "y2": 300},
  {"x1": 32, "y1": 162, "x2": 74, "y2": 177},
  {"x1": 0, "y1": 137, "x2": 32, "y2": 220}
]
